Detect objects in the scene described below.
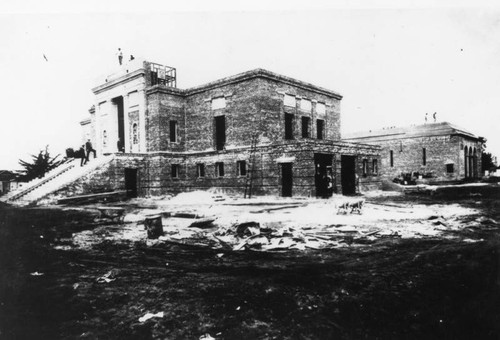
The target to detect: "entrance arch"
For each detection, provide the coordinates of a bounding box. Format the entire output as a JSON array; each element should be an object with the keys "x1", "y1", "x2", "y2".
[{"x1": 464, "y1": 147, "x2": 468, "y2": 178}]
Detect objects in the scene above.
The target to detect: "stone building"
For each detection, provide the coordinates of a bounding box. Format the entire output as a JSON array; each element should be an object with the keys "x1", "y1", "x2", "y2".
[
  {"x1": 79, "y1": 59, "x2": 381, "y2": 198},
  {"x1": 343, "y1": 122, "x2": 484, "y2": 182},
  {"x1": 0, "y1": 170, "x2": 21, "y2": 195}
]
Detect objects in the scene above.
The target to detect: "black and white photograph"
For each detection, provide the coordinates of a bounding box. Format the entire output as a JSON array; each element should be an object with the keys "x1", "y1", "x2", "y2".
[{"x1": 1, "y1": 0, "x2": 500, "y2": 338}]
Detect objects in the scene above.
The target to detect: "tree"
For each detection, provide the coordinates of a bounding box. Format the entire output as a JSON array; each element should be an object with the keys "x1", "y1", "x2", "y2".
[
  {"x1": 481, "y1": 152, "x2": 497, "y2": 172},
  {"x1": 18, "y1": 146, "x2": 65, "y2": 181}
]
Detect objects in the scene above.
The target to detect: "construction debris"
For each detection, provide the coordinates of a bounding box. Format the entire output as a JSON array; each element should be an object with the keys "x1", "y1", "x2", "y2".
[
  {"x1": 138, "y1": 311, "x2": 164, "y2": 323},
  {"x1": 145, "y1": 214, "x2": 163, "y2": 239},
  {"x1": 189, "y1": 218, "x2": 216, "y2": 229},
  {"x1": 30, "y1": 272, "x2": 44, "y2": 276},
  {"x1": 96, "y1": 269, "x2": 120, "y2": 283},
  {"x1": 65, "y1": 192, "x2": 493, "y2": 252}
]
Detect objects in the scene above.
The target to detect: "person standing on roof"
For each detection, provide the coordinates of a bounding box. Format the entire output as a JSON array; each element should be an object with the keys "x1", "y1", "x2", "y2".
[{"x1": 117, "y1": 48, "x2": 123, "y2": 65}]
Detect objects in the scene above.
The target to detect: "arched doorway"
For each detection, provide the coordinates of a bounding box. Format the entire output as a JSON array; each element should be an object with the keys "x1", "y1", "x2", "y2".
[
  {"x1": 473, "y1": 147, "x2": 477, "y2": 178},
  {"x1": 468, "y1": 146, "x2": 473, "y2": 178},
  {"x1": 464, "y1": 147, "x2": 468, "y2": 178}
]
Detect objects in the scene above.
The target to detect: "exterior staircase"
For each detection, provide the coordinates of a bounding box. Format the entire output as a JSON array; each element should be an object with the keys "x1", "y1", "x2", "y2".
[{"x1": 1, "y1": 155, "x2": 114, "y2": 206}]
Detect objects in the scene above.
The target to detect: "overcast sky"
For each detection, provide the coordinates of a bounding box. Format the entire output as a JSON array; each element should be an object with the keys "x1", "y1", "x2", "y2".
[{"x1": 1, "y1": 1, "x2": 499, "y2": 169}]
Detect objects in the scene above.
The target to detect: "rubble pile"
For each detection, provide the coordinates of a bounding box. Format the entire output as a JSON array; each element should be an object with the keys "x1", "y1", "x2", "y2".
[{"x1": 66, "y1": 192, "x2": 498, "y2": 252}]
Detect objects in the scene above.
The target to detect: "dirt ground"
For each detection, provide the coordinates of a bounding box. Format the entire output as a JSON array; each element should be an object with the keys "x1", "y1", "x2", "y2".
[{"x1": 1, "y1": 191, "x2": 500, "y2": 339}]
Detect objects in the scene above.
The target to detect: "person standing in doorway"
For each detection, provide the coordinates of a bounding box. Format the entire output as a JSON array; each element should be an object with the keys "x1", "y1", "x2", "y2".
[
  {"x1": 117, "y1": 48, "x2": 123, "y2": 65},
  {"x1": 117, "y1": 138, "x2": 124, "y2": 153},
  {"x1": 85, "y1": 139, "x2": 96, "y2": 163}
]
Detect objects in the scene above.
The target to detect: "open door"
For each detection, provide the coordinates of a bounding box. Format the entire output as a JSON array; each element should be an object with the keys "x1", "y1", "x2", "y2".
[
  {"x1": 281, "y1": 163, "x2": 293, "y2": 197},
  {"x1": 314, "y1": 153, "x2": 333, "y2": 198},
  {"x1": 124, "y1": 168, "x2": 138, "y2": 198},
  {"x1": 112, "y1": 96, "x2": 125, "y2": 152},
  {"x1": 215, "y1": 116, "x2": 226, "y2": 151},
  {"x1": 341, "y1": 155, "x2": 356, "y2": 195}
]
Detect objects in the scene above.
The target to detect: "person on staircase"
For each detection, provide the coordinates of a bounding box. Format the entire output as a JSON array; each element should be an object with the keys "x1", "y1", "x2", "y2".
[
  {"x1": 85, "y1": 139, "x2": 97, "y2": 163},
  {"x1": 79, "y1": 145, "x2": 86, "y2": 167}
]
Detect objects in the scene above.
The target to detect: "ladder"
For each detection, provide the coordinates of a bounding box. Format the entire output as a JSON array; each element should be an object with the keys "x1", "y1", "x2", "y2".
[{"x1": 244, "y1": 133, "x2": 259, "y2": 198}]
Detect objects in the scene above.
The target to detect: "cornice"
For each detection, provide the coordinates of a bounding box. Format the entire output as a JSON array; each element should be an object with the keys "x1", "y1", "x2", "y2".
[{"x1": 92, "y1": 69, "x2": 145, "y2": 95}]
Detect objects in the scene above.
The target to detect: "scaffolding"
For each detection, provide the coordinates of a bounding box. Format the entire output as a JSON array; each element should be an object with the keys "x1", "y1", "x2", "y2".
[{"x1": 149, "y1": 62, "x2": 177, "y2": 88}]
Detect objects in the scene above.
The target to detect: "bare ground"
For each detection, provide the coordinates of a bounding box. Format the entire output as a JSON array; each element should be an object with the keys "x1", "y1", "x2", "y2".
[{"x1": 1, "y1": 194, "x2": 500, "y2": 339}]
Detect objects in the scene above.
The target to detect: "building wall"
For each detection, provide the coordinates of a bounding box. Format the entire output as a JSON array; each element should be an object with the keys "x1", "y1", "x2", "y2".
[
  {"x1": 93, "y1": 67, "x2": 148, "y2": 155},
  {"x1": 366, "y1": 135, "x2": 482, "y2": 181},
  {"x1": 126, "y1": 141, "x2": 380, "y2": 197},
  {"x1": 144, "y1": 75, "x2": 342, "y2": 153},
  {"x1": 82, "y1": 65, "x2": 386, "y2": 198},
  {"x1": 255, "y1": 77, "x2": 342, "y2": 142},
  {"x1": 49, "y1": 140, "x2": 380, "y2": 199}
]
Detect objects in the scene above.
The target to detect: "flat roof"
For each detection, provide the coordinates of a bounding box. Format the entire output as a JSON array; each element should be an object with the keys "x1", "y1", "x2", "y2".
[
  {"x1": 343, "y1": 122, "x2": 480, "y2": 142},
  {"x1": 92, "y1": 59, "x2": 342, "y2": 99}
]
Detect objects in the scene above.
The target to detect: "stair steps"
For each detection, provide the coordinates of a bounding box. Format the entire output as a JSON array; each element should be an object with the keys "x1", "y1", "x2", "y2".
[{"x1": 2, "y1": 155, "x2": 114, "y2": 206}]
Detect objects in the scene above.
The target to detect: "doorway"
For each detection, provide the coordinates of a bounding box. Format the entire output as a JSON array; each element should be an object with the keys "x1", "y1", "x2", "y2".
[
  {"x1": 281, "y1": 163, "x2": 293, "y2": 197},
  {"x1": 113, "y1": 96, "x2": 125, "y2": 152},
  {"x1": 314, "y1": 153, "x2": 333, "y2": 198},
  {"x1": 215, "y1": 116, "x2": 226, "y2": 151},
  {"x1": 341, "y1": 155, "x2": 356, "y2": 195},
  {"x1": 124, "y1": 168, "x2": 138, "y2": 198}
]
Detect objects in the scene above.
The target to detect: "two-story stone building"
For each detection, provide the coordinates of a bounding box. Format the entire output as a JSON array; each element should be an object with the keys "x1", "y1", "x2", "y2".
[{"x1": 78, "y1": 59, "x2": 381, "y2": 198}]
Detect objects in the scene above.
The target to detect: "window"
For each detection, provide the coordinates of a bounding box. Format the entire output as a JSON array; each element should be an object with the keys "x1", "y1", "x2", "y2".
[
  {"x1": 99, "y1": 101, "x2": 107, "y2": 116},
  {"x1": 300, "y1": 99, "x2": 312, "y2": 111},
  {"x1": 132, "y1": 123, "x2": 138, "y2": 144},
  {"x1": 211, "y1": 97, "x2": 226, "y2": 110},
  {"x1": 301, "y1": 116, "x2": 310, "y2": 138},
  {"x1": 316, "y1": 119, "x2": 324, "y2": 140},
  {"x1": 237, "y1": 160, "x2": 247, "y2": 177},
  {"x1": 284, "y1": 94, "x2": 296, "y2": 107},
  {"x1": 128, "y1": 91, "x2": 138, "y2": 107},
  {"x1": 215, "y1": 116, "x2": 226, "y2": 150},
  {"x1": 197, "y1": 164, "x2": 205, "y2": 178},
  {"x1": 390, "y1": 150, "x2": 394, "y2": 167},
  {"x1": 171, "y1": 164, "x2": 179, "y2": 178},
  {"x1": 422, "y1": 148, "x2": 427, "y2": 165},
  {"x1": 170, "y1": 121, "x2": 178, "y2": 143},
  {"x1": 362, "y1": 159, "x2": 368, "y2": 177},
  {"x1": 446, "y1": 163, "x2": 454, "y2": 173},
  {"x1": 215, "y1": 162, "x2": 224, "y2": 177},
  {"x1": 316, "y1": 102, "x2": 326, "y2": 115},
  {"x1": 284, "y1": 113, "x2": 294, "y2": 140},
  {"x1": 372, "y1": 159, "x2": 378, "y2": 175}
]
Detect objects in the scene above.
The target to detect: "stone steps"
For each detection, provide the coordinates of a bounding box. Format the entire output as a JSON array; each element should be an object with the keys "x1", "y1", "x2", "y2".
[{"x1": 7, "y1": 155, "x2": 114, "y2": 206}]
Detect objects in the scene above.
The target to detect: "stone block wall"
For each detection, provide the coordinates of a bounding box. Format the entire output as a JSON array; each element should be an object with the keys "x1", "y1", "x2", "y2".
[
  {"x1": 374, "y1": 135, "x2": 482, "y2": 181},
  {"x1": 256, "y1": 77, "x2": 342, "y2": 142},
  {"x1": 130, "y1": 140, "x2": 380, "y2": 197},
  {"x1": 145, "y1": 72, "x2": 342, "y2": 154},
  {"x1": 48, "y1": 159, "x2": 122, "y2": 199}
]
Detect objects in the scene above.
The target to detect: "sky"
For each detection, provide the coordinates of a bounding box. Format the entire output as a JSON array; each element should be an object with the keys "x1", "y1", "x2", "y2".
[{"x1": 1, "y1": 0, "x2": 500, "y2": 169}]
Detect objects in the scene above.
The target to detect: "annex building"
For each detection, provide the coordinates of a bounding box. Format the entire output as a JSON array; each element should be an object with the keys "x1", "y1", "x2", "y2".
[
  {"x1": 78, "y1": 59, "x2": 382, "y2": 198},
  {"x1": 343, "y1": 122, "x2": 484, "y2": 182}
]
